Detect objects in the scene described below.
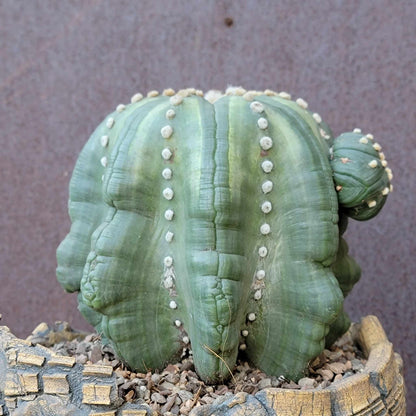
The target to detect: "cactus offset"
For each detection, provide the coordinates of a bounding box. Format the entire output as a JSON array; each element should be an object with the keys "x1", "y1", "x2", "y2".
[{"x1": 57, "y1": 87, "x2": 392, "y2": 383}]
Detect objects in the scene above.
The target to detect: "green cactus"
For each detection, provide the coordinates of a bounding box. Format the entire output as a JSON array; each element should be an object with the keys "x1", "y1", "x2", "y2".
[{"x1": 56, "y1": 87, "x2": 392, "y2": 383}]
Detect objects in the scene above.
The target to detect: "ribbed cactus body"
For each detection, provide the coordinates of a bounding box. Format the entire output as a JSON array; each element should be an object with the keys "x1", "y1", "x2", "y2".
[{"x1": 57, "y1": 88, "x2": 392, "y2": 383}]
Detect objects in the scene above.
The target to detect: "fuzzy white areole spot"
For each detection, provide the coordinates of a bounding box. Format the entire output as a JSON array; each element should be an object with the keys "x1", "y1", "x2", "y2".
[
  {"x1": 163, "y1": 188, "x2": 174, "y2": 200},
  {"x1": 106, "y1": 117, "x2": 115, "y2": 129},
  {"x1": 259, "y1": 136, "x2": 273, "y2": 150},
  {"x1": 382, "y1": 187, "x2": 390, "y2": 196},
  {"x1": 296, "y1": 98, "x2": 308, "y2": 109},
  {"x1": 239, "y1": 344, "x2": 247, "y2": 351},
  {"x1": 161, "y1": 125, "x2": 173, "y2": 139},
  {"x1": 241, "y1": 330, "x2": 249, "y2": 337},
  {"x1": 170, "y1": 95, "x2": 183, "y2": 106},
  {"x1": 100, "y1": 135, "x2": 109, "y2": 147},
  {"x1": 258, "y1": 246, "x2": 268, "y2": 258},
  {"x1": 161, "y1": 148, "x2": 173, "y2": 160},
  {"x1": 100, "y1": 156, "x2": 108, "y2": 167},
  {"x1": 389, "y1": 184, "x2": 393, "y2": 192},
  {"x1": 260, "y1": 223, "x2": 271, "y2": 235},
  {"x1": 379, "y1": 152, "x2": 386, "y2": 161},
  {"x1": 261, "y1": 160, "x2": 273, "y2": 173},
  {"x1": 166, "y1": 109, "x2": 176, "y2": 120},
  {"x1": 312, "y1": 113, "x2": 322, "y2": 124},
  {"x1": 336, "y1": 185, "x2": 342, "y2": 192},
  {"x1": 195, "y1": 89, "x2": 204, "y2": 97},
  {"x1": 257, "y1": 117, "x2": 268, "y2": 130},
  {"x1": 165, "y1": 231, "x2": 174, "y2": 243},
  {"x1": 250, "y1": 101, "x2": 264, "y2": 113},
  {"x1": 248, "y1": 313, "x2": 256, "y2": 322},
  {"x1": 381, "y1": 160, "x2": 388, "y2": 167},
  {"x1": 368, "y1": 160, "x2": 378, "y2": 168},
  {"x1": 256, "y1": 270, "x2": 265, "y2": 280},
  {"x1": 261, "y1": 180, "x2": 273, "y2": 194},
  {"x1": 116, "y1": 104, "x2": 126, "y2": 113},
  {"x1": 367, "y1": 200, "x2": 377, "y2": 208},
  {"x1": 261, "y1": 201, "x2": 272, "y2": 214},
  {"x1": 169, "y1": 300, "x2": 177, "y2": 310},
  {"x1": 320, "y1": 128, "x2": 331, "y2": 140},
  {"x1": 254, "y1": 290, "x2": 262, "y2": 300},
  {"x1": 164, "y1": 256, "x2": 173, "y2": 267},
  {"x1": 101, "y1": 174, "x2": 105, "y2": 182},
  {"x1": 164, "y1": 209, "x2": 174, "y2": 221},
  {"x1": 163, "y1": 88, "x2": 175, "y2": 96},
  {"x1": 164, "y1": 276, "x2": 174, "y2": 289},
  {"x1": 366, "y1": 133, "x2": 374, "y2": 140},
  {"x1": 182, "y1": 336, "x2": 190, "y2": 344},
  {"x1": 353, "y1": 128, "x2": 362, "y2": 134},
  {"x1": 373, "y1": 143, "x2": 382, "y2": 151},
  {"x1": 130, "y1": 93, "x2": 143, "y2": 103},
  {"x1": 226, "y1": 86, "x2": 246, "y2": 96},
  {"x1": 174, "y1": 320, "x2": 182, "y2": 327},
  {"x1": 162, "y1": 168, "x2": 173, "y2": 180},
  {"x1": 264, "y1": 89, "x2": 278, "y2": 96},
  {"x1": 147, "y1": 90, "x2": 159, "y2": 97},
  {"x1": 386, "y1": 168, "x2": 393, "y2": 181},
  {"x1": 278, "y1": 91, "x2": 291, "y2": 100},
  {"x1": 359, "y1": 137, "x2": 368, "y2": 144}
]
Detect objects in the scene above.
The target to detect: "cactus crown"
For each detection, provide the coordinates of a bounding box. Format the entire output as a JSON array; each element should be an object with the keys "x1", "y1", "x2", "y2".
[{"x1": 57, "y1": 87, "x2": 392, "y2": 383}]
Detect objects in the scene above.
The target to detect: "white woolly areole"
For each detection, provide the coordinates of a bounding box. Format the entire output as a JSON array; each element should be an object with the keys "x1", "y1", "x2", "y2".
[
  {"x1": 100, "y1": 156, "x2": 108, "y2": 167},
  {"x1": 258, "y1": 246, "x2": 268, "y2": 257},
  {"x1": 261, "y1": 201, "x2": 272, "y2": 214},
  {"x1": 164, "y1": 209, "x2": 174, "y2": 221},
  {"x1": 262, "y1": 180, "x2": 273, "y2": 194},
  {"x1": 161, "y1": 125, "x2": 173, "y2": 139},
  {"x1": 165, "y1": 231, "x2": 174, "y2": 242},
  {"x1": 256, "y1": 270, "x2": 265, "y2": 280},
  {"x1": 261, "y1": 160, "x2": 273, "y2": 173},
  {"x1": 161, "y1": 148, "x2": 173, "y2": 160},
  {"x1": 257, "y1": 117, "x2": 268, "y2": 130},
  {"x1": 254, "y1": 290, "x2": 262, "y2": 300},
  {"x1": 130, "y1": 93, "x2": 143, "y2": 103},
  {"x1": 260, "y1": 223, "x2": 271, "y2": 235},
  {"x1": 162, "y1": 168, "x2": 173, "y2": 180},
  {"x1": 100, "y1": 135, "x2": 109, "y2": 147},
  {"x1": 250, "y1": 101, "x2": 264, "y2": 113},
  {"x1": 166, "y1": 109, "x2": 176, "y2": 119},
  {"x1": 169, "y1": 300, "x2": 177, "y2": 309},
  {"x1": 164, "y1": 256, "x2": 173, "y2": 267},
  {"x1": 248, "y1": 312, "x2": 256, "y2": 321},
  {"x1": 163, "y1": 188, "x2": 174, "y2": 200},
  {"x1": 106, "y1": 117, "x2": 115, "y2": 129},
  {"x1": 259, "y1": 136, "x2": 273, "y2": 150},
  {"x1": 296, "y1": 98, "x2": 308, "y2": 109}
]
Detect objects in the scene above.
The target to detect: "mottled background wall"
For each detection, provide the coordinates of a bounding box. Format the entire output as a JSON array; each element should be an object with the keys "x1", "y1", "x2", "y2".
[{"x1": 0, "y1": 0, "x2": 414, "y2": 407}]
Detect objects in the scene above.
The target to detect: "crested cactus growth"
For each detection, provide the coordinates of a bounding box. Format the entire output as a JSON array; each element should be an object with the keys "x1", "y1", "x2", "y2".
[{"x1": 56, "y1": 87, "x2": 392, "y2": 384}]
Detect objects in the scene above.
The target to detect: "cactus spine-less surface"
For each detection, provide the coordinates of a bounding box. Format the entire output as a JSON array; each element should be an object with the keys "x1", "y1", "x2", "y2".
[{"x1": 57, "y1": 87, "x2": 392, "y2": 383}]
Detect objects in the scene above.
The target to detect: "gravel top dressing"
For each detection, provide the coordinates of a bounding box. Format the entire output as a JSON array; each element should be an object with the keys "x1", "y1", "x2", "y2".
[{"x1": 26, "y1": 321, "x2": 367, "y2": 415}]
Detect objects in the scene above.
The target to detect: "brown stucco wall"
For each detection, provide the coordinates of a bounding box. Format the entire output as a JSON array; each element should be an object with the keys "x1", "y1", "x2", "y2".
[{"x1": 0, "y1": 0, "x2": 414, "y2": 408}]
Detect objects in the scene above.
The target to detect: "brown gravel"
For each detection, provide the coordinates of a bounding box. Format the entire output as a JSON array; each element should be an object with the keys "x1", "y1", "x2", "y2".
[{"x1": 27, "y1": 322, "x2": 367, "y2": 415}]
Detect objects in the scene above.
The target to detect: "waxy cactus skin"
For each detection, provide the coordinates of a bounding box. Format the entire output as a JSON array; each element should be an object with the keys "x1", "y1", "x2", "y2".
[{"x1": 57, "y1": 88, "x2": 392, "y2": 383}]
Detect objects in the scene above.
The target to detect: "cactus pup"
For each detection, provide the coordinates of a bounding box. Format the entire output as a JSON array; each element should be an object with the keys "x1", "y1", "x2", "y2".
[{"x1": 57, "y1": 87, "x2": 392, "y2": 383}]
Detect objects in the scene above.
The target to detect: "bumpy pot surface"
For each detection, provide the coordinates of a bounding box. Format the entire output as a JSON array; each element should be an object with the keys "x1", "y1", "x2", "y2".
[{"x1": 0, "y1": 316, "x2": 406, "y2": 415}]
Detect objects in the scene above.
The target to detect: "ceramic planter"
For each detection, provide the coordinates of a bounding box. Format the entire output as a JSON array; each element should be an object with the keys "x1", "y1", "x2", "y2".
[{"x1": 0, "y1": 315, "x2": 406, "y2": 415}]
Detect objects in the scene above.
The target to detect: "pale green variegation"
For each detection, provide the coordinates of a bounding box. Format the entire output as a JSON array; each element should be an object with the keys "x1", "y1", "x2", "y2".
[{"x1": 57, "y1": 88, "x2": 392, "y2": 383}]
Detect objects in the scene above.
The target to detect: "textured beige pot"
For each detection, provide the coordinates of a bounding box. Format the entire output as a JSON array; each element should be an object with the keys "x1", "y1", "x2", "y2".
[
  {"x1": 0, "y1": 316, "x2": 406, "y2": 415},
  {"x1": 193, "y1": 316, "x2": 406, "y2": 416}
]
